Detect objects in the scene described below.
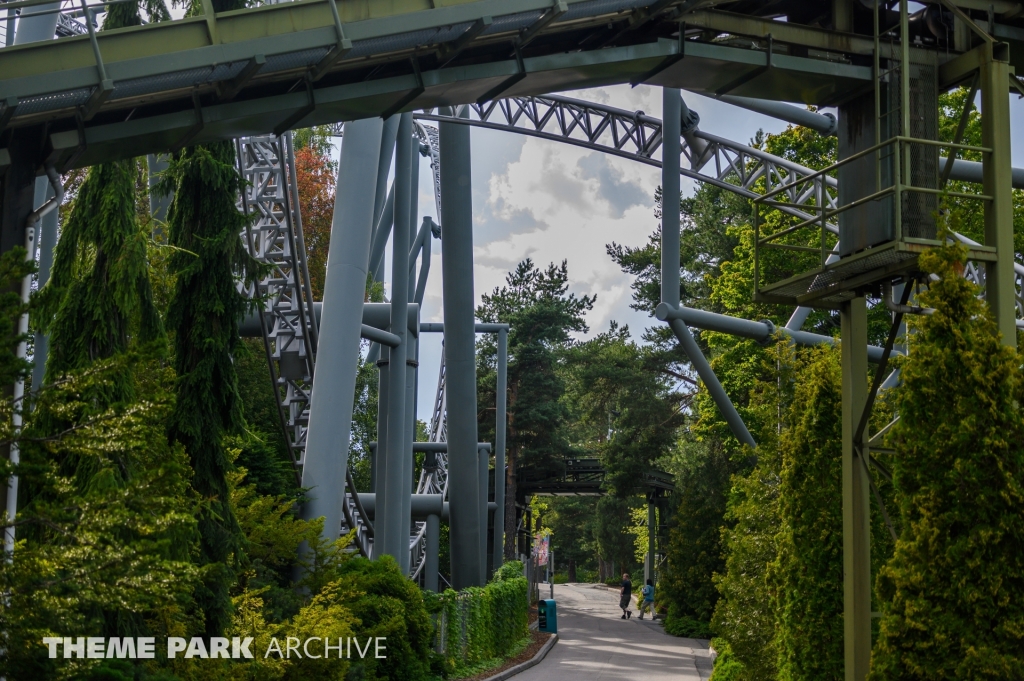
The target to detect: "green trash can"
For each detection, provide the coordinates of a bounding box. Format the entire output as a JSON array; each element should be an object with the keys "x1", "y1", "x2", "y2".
[{"x1": 538, "y1": 599, "x2": 557, "y2": 633}]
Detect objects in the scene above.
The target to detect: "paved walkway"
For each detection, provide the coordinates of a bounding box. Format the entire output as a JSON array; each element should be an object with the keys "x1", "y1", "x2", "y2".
[{"x1": 513, "y1": 583, "x2": 713, "y2": 680}]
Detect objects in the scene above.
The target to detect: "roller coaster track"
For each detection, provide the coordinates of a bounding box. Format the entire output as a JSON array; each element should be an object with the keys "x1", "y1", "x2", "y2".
[
  {"x1": 236, "y1": 125, "x2": 447, "y2": 571},
  {"x1": 239, "y1": 92, "x2": 1024, "y2": 576}
]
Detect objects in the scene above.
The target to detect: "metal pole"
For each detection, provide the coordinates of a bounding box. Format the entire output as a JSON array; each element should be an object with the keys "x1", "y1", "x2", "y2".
[
  {"x1": 493, "y1": 328, "x2": 507, "y2": 568},
  {"x1": 374, "y1": 114, "x2": 401, "y2": 233},
  {"x1": 373, "y1": 346, "x2": 389, "y2": 496},
  {"x1": 31, "y1": 179, "x2": 56, "y2": 392},
  {"x1": 300, "y1": 117, "x2": 383, "y2": 543},
  {"x1": 646, "y1": 495, "x2": 655, "y2": 585},
  {"x1": 980, "y1": 46, "x2": 1017, "y2": 347},
  {"x1": 399, "y1": 128, "x2": 421, "y2": 575},
  {"x1": 439, "y1": 110, "x2": 483, "y2": 589},
  {"x1": 841, "y1": 297, "x2": 871, "y2": 681},
  {"x1": 424, "y1": 513, "x2": 440, "y2": 592},
  {"x1": 662, "y1": 88, "x2": 681, "y2": 308},
  {"x1": 661, "y1": 89, "x2": 755, "y2": 449},
  {"x1": 479, "y1": 444, "x2": 489, "y2": 582},
  {"x1": 401, "y1": 330, "x2": 417, "y2": 574},
  {"x1": 380, "y1": 112, "x2": 414, "y2": 563}
]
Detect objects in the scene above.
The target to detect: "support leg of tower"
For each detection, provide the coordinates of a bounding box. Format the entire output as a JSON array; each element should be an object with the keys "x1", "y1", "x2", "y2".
[
  {"x1": 439, "y1": 111, "x2": 482, "y2": 589},
  {"x1": 841, "y1": 296, "x2": 872, "y2": 681},
  {"x1": 300, "y1": 117, "x2": 383, "y2": 543}
]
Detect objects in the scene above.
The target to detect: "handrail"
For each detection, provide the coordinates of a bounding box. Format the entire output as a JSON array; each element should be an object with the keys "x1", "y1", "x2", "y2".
[{"x1": 755, "y1": 135, "x2": 991, "y2": 206}]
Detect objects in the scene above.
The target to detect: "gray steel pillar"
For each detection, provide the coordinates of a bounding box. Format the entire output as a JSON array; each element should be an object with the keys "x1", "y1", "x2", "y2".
[
  {"x1": 11, "y1": 0, "x2": 58, "y2": 391},
  {"x1": 300, "y1": 117, "x2": 383, "y2": 542},
  {"x1": 662, "y1": 88, "x2": 682, "y2": 307},
  {"x1": 374, "y1": 115, "x2": 400, "y2": 229},
  {"x1": 439, "y1": 111, "x2": 483, "y2": 589},
  {"x1": 661, "y1": 87, "x2": 755, "y2": 450},
  {"x1": 373, "y1": 346, "x2": 389, "y2": 496},
  {"x1": 400, "y1": 330, "x2": 417, "y2": 574},
  {"x1": 646, "y1": 496, "x2": 655, "y2": 584},
  {"x1": 31, "y1": 179, "x2": 56, "y2": 392},
  {"x1": 424, "y1": 513, "x2": 440, "y2": 592},
  {"x1": 379, "y1": 113, "x2": 414, "y2": 562},
  {"x1": 12, "y1": 3, "x2": 58, "y2": 45},
  {"x1": 493, "y1": 328, "x2": 507, "y2": 568},
  {"x1": 479, "y1": 444, "x2": 489, "y2": 582},
  {"x1": 400, "y1": 139, "x2": 421, "y2": 574}
]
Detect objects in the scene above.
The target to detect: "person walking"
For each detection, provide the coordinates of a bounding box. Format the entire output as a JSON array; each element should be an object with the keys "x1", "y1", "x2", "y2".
[
  {"x1": 638, "y1": 579, "x2": 655, "y2": 620},
  {"x1": 619, "y1": 572, "x2": 633, "y2": 619}
]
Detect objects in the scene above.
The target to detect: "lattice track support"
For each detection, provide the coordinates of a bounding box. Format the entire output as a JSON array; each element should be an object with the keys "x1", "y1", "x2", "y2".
[{"x1": 236, "y1": 133, "x2": 318, "y2": 474}]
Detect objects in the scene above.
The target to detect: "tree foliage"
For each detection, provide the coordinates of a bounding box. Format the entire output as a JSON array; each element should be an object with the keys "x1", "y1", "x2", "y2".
[
  {"x1": 159, "y1": 140, "x2": 263, "y2": 637},
  {"x1": 476, "y1": 259, "x2": 593, "y2": 557},
  {"x1": 869, "y1": 242, "x2": 1024, "y2": 680},
  {"x1": 769, "y1": 345, "x2": 844, "y2": 681}
]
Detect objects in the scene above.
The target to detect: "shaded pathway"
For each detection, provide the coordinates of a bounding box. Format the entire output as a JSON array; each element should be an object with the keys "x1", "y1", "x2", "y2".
[{"x1": 513, "y1": 583, "x2": 713, "y2": 680}]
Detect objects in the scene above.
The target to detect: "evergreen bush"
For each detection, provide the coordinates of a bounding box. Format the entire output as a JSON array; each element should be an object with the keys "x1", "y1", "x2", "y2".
[
  {"x1": 438, "y1": 560, "x2": 529, "y2": 675},
  {"x1": 869, "y1": 242, "x2": 1024, "y2": 679},
  {"x1": 769, "y1": 345, "x2": 844, "y2": 681}
]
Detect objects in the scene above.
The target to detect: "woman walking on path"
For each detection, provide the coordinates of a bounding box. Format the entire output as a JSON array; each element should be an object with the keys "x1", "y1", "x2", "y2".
[{"x1": 620, "y1": 573, "x2": 633, "y2": 619}]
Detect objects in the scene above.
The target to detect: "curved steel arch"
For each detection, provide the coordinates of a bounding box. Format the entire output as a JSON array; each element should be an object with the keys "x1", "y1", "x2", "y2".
[{"x1": 415, "y1": 94, "x2": 840, "y2": 234}]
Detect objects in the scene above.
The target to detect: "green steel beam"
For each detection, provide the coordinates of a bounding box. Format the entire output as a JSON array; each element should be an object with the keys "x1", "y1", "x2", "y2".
[
  {"x1": 36, "y1": 38, "x2": 870, "y2": 169},
  {"x1": 841, "y1": 296, "x2": 871, "y2": 681},
  {"x1": 980, "y1": 42, "x2": 1019, "y2": 347},
  {"x1": 0, "y1": 0, "x2": 561, "y2": 102}
]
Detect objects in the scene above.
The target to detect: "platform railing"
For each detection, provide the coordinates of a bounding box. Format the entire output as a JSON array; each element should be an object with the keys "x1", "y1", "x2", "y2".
[{"x1": 753, "y1": 135, "x2": 993, "y2": 306}]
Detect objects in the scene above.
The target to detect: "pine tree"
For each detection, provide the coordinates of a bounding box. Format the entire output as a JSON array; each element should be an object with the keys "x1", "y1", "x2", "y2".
[
  {"x1": 158, "y1": 139, "x2": 262, "y2": 637},
  {"x1": 36, "y1": 0, "x2": 168, "y2": 391},
  {"x1": 869, "y1": 243, "x2": 1024, "y2": 679},
  {"x1": 38, "y1": 160, "x2": 162, "y2": 392}
]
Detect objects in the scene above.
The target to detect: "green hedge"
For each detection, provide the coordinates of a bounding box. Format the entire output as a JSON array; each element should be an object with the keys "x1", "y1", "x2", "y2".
[{"x1": 436, "y1": 561, "x2": 529, "y2": 672}]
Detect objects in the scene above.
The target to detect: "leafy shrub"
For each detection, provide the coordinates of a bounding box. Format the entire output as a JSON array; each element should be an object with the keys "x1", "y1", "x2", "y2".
[
  {"x1": 333, "y1": 555, "x2": 441, "y2": 681},
  {"x1": 710, "y1": 637, "x2": 746, "y2": 681},
  {"x1": 438, "y1": 560, "x2": 529, "y2": 674},
  {"x1": 663, "y1": 613, "x2": 713, "y2": 639}
]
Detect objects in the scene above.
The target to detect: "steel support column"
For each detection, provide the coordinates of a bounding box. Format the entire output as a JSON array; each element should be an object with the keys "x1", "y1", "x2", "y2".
[
  {"x1": 399, "y1": 124, "x2": 421, "y2": 575},
  {"x1": 493, "y1": 327, "x2": 507, "y2": 569},
  {"x1": 646, "y1": 495, "x2": 655, "y2": 585},
  {"x1": 439, "y1": 109, "x2": 482, "y2": 589},
  {"x1": 980, "y1": 47, "x2": 1017, "y2": 347},
  {"x1": 380, "y1": 112, "x2": 414, "y2": 563},
  {"x1": 479, "y1": 444, "x2": 489, "y2": 582},
  {"x1": 373, "y1": 346, "x2": 389, "y2": 497},
  {"x1": 424, "y1": 513, "x2": 440, "y2": 592},
  {"x1": 662, "y1": 88, "x2": 681, "y2": 307},
  {"x1": 31, "y1": 179, "x2": 56, "y2": 392},
  {"x1": 841, "y1": 296, "x2": 871, "y2": 681},
  {"x1": 300, "y1": 117, "x2": 383, "y2": 542},
  {"x1": 661, "y1": 88, "x2": 755, "y2": 449}
]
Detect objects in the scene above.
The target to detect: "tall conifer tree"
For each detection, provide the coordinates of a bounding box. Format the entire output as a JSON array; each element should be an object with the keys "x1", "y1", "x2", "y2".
[
  {"x1": 159, "y1": 138, "x2": 260, "y2": 637},
  {"x1": 870, "y1": 243, "x2": 1024, "y2": 679},
  {"x1": 769, "y1": 345, "x2": 844, "y2": 681},
  {"x1": 37, "y1": 0, "x2": 168, "y2": 390}
]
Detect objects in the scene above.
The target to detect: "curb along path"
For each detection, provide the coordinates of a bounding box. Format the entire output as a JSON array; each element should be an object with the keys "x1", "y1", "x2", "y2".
[{"x1": 507, "y1": 583, "x2": 713, "y2": 681}]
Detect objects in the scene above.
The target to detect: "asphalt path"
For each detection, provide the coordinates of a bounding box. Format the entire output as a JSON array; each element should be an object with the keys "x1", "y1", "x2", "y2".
[{"x1": 512, "y1": 583, "x2": 713, "y2": 680}]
